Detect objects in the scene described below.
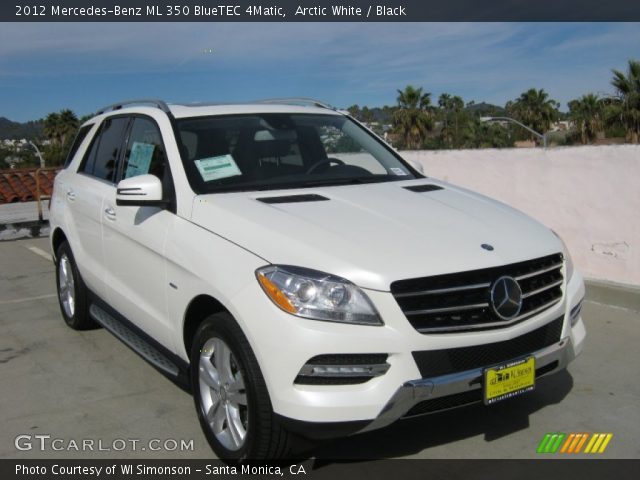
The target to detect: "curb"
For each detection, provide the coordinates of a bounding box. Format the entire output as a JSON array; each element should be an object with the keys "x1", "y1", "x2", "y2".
[{"x1": 585, "y1": 278, "x2": 640, "y2": 312}]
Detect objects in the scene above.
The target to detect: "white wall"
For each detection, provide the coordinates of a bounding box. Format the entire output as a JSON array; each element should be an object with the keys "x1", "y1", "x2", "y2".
[{"x1": 401, "y1": 145, "x2": 640, "y2": 286}]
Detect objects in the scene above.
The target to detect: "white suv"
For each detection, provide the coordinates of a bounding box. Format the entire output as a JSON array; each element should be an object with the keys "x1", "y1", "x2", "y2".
[{"x1": 50, "y1": 99, "x2": 586, "y2": 461}]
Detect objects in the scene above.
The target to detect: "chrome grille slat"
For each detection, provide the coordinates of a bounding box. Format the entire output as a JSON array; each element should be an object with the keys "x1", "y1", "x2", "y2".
[
  {"x1": 405, "y1": 302, "x2": 489, "y2": 316},
  {"x1": 515, "y1": 262, "x2": 563, "y2": 280},
  {"x1": 522, "y1": 279, "x2": 564, "y2": 299},
  {"x1": 394, "y1": 282, "x2": 491, "y2": 298},
  {"x1": 391, "y1": 253, "x2": 564, "y2": 334},
  {"x1": 416, "y1": 297, "x2": 563, "y2": 333}
]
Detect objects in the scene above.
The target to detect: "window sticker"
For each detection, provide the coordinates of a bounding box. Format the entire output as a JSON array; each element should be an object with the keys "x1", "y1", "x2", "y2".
[
  {"x1": 390, "y1": 167, "x2": 408, "y2": 176},
  {"x1": 125, "y1": 142, "x2": 155, "y2": 178},
  {"x1": 195, "y1": 154, "x2": 242, "y2": 182}
]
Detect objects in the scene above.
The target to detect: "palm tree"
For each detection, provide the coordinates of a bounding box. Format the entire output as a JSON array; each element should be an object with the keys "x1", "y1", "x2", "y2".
[
  {"x1": 43, "y1": 112, "x2": 62, "y2": 146},
  {"x1": 611, "y1": 59, "x2": 640, "y2": 143},
  {"x1": 393, "y1": 86, "x2": 433, "y2": 149},
  {"x1": 438, "y1": 93, "x2": 452, "y2": 146},
  {"x1": 43, "y1": 109, "x2": 79, "y2": 147},
  {"x1": 506, "y1": 88, "x2": 559, "y2": 143},
  {"x1": 568, "y1": 94, "x2": 604, "y2": 144},
  {"x1": 450, "y1": 96, "x2": 464, "y2": 147},
  {"x1": 58, "y1": 109, "x2": 79, "y2": 147}
]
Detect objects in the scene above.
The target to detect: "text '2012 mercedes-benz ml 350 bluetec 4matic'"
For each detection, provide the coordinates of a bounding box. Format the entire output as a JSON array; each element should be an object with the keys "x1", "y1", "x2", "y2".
[{"x1": 49, "y1": 98, "x2": 586, "y2": 461}]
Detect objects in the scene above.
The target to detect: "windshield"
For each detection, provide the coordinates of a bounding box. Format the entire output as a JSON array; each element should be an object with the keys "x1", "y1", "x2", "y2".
[{"x1": 175, "y1": 113, "x2": 419, "y2": 193}]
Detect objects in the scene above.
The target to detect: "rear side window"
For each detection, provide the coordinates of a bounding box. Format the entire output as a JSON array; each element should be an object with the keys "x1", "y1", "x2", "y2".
[
  {"x1": 81, "y1": 117, "x2": 129, "y2": 182},
  {"x1": 64, "y1": 124, "x2": 93, "y2": 168},
  {"x1": 120, "y1": 117, "x2": 167, "y2": 181}
]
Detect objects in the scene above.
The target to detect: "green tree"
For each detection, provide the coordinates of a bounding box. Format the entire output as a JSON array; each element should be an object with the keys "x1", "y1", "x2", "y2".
[
  {"x1": 392, "y1": 85, "x2": 433, "y2": 149},
  {"x1": 438, "y1": 93, "x2": 452, "y2": 146},
  {"x1": 449, "y1": 96, "x2": 464, "y2": 147},
  {"x1": 347, "y1": 104, "x2": 361, "y2": 119},
  {"x1": 568, "y1": 94, "x2": 604, "y2": 144},
  {"x1": 43, "y1": 109, "x2": 80, "y2": 166},
  {"x1": 360, "y1": 106, "x2": 374, "y2": 123},
  {"x1": 475, "y1": 120, "x2": 515, "y2": 148},
  {"x1": 58, "y1": 109, "x2": 79, "y2": 147},
  {"x1": 43, "y1": 109, "x2": 79, "y2": 147},
  {"x1": 506, "y1": 88, "x2": 559, "y2": 143},
  {"x1": 43, "y1": 112, "x2": 62, "y2": 145},
  {"x1": 610, "y1": 59, "x2": 640, "y2": 143},
  {"x1": 438, "y1": 94, "x2": 466, "y2": 148}
]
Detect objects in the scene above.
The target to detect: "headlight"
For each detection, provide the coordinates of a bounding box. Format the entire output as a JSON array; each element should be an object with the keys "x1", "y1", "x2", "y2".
[
  {"x1": 552, "y1": 230, "x2": 574, "y2": 280},
  {"x1": 256, "y1": 265, "x2": 382, "y2": 326}
]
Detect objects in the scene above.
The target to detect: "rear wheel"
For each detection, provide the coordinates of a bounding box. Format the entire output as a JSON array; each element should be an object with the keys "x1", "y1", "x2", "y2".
[
  {"x1": 55, "y1": 241, "x2": 93, "y2": 330},
  {"x1": 190, "y1": 312, "x2": 296, "y2": 461}
]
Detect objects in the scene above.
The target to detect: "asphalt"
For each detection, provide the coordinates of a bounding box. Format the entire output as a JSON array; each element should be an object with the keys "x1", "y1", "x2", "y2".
[{"x1": 0, "y1": 237, "x2": 638, "y2": 460}]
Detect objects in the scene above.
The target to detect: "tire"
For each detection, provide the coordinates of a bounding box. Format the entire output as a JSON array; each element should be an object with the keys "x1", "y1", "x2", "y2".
[
  {"x1": 190, "y1": 312, "x2": 296, "y2": 461},
  {"x1": 55, "y1": 241, "x2": 93, "y2": 330}
]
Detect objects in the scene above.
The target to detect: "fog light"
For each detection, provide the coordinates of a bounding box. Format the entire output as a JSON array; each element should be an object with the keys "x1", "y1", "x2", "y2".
[{"x1": 295, "y1": 354, "x2": 390, "y2": 385}]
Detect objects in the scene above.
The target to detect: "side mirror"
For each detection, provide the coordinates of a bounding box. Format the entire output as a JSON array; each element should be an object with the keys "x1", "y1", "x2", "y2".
[
  {"x1": 407, "y1": 159, "x2": 424, "y2": 174},
  {"x1": 116, "y1": 174, "x2": 166, "y2": 207}
]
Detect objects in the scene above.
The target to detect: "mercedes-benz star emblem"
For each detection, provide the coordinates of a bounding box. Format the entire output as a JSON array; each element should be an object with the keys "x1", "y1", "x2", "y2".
[{"x1": 490, "y1": 276, "x2": 523, "y2": 320}]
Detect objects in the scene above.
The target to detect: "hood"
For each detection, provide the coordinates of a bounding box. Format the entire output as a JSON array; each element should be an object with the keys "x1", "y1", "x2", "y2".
[{"x1": 191, "y1": 179, "x2": 563, "y2": 291}]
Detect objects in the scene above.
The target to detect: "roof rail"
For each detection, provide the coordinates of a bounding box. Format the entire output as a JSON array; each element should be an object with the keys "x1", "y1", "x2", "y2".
[
  {"x1": 96, "y1": 99, "x2": 171, "y2": 115},
  {"x1": 255, "y1": 97, "x2": 337, "y2": 110}
]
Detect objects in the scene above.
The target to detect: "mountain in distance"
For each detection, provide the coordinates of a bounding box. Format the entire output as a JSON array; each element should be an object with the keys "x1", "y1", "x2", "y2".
[
  {"x1": 0, "y1": 117, "x2": 44, "y2": 140},
  {"x1": 465, "y1": 102, "x2": 507, "y2": 116}
]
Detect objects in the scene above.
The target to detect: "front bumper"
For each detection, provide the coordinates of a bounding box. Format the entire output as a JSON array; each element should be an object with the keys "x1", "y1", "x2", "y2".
[
  {"x1": 230, "y1": 267, "x2": 586, "y2": 426},
  {"x1": 360, "y1": 331, "x2": 574, "y2": 433}
]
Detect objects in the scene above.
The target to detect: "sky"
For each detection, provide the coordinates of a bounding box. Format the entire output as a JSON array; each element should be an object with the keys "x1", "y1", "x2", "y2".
[{"x1": 0, "y1": 22, "x2": 639, "y2": 122}]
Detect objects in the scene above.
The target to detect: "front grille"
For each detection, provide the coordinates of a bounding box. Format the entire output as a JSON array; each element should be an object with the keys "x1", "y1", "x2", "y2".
[
  {"x1": 403, "y1": 360, "x2": 561, "y2": 417},
  {"x1": 391, "y1": 253, "x2": 564, "y2": 333},
  {"x1": 411, "y1": 316, "x2": 564, "y2": 378}
]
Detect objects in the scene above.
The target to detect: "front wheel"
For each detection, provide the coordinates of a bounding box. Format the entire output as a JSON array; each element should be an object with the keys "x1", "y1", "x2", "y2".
[{"x1": 190, "y1": 313, "x2": 296, "y2": 461}]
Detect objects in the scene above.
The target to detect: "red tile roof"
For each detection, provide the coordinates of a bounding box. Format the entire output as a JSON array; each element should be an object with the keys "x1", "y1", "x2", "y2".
[{"x1": 0, "y1": 167, "x2": 61, "y2": 204}]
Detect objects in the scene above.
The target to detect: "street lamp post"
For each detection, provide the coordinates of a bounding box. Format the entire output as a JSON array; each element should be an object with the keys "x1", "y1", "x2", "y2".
[
  {"x1": 481, "y1": 116, "x2": 548, "y2": 148},
  {"x1": 28, "y1": 141, "x2": 45, "y2": 168}
]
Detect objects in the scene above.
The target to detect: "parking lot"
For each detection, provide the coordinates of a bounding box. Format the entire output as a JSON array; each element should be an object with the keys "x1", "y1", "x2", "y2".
[{"x1": 1, "y1": 237, "x2": 639, "y2": 460}]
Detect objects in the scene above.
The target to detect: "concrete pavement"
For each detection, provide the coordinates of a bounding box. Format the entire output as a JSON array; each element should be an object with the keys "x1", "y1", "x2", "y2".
[{"x1": 0, "y1": 237, "x2": 638, "y2": 459}]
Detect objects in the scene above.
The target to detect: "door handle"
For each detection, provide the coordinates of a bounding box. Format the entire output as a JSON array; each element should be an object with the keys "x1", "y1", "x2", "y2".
[
  {"x1": 104, "y1": 206, "x2": 116, "y2": 220},
  {"x1": 66, "y1": 189, "x2": 76, "y2": 201}
]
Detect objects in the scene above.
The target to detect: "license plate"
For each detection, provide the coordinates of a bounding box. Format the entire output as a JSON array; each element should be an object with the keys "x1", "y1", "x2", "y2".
[{"x1": 484, "y1": 356, "x2": 535, "y2": 405}]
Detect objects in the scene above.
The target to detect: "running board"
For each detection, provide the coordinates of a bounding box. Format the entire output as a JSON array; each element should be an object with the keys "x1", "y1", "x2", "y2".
[{"x1": 89, "y1": 304, "x2": 179, "y2": 377}]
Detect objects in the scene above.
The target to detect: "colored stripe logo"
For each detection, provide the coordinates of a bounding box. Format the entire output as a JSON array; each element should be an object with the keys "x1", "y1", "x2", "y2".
[{"x1": 537, "y1": 433, "x2": 613, "y2": 454}]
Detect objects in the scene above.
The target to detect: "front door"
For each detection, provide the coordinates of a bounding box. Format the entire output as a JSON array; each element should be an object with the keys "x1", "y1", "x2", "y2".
[{"x1": 102, "y1": 115, "x2": 176, "y2": 350}]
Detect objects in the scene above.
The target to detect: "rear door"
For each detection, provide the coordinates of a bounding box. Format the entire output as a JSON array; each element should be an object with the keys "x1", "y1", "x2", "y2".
[
  {"x1": 65, "y1": 116, "x2": 129, "y2": 296},
  {"x1": 102, "y1": 115, "x2": 176, "y2": 349}
]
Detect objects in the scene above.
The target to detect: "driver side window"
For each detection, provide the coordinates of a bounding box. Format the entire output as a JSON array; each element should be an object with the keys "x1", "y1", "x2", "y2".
[{"x1": 120, "y1": 117, "x2": 167, "y2": 181}]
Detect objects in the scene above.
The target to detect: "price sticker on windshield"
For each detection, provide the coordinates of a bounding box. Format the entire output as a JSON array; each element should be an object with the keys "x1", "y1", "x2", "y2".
[{"x1": 195, "y1": 154, "x2": 242, "y2": 182}]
